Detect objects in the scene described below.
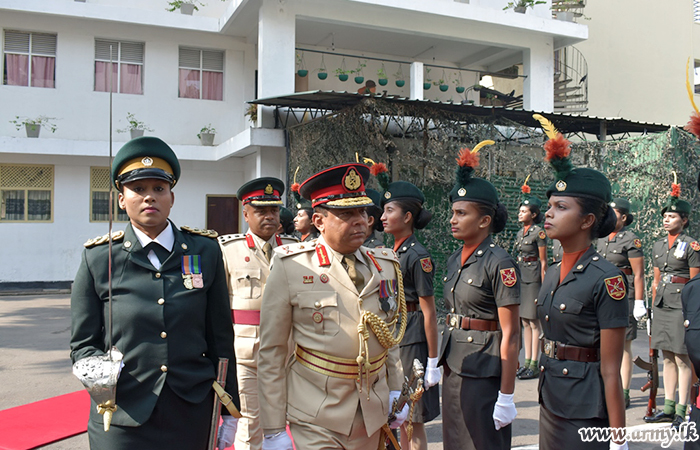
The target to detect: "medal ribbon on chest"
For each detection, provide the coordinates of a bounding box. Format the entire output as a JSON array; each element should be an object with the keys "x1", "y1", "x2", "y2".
[
  {"x1": 182, "y1": 255, "x2": 203, "y2": 289},
  {"x1": 674, "y1": 241, "x2": 688, "y2": 259}
]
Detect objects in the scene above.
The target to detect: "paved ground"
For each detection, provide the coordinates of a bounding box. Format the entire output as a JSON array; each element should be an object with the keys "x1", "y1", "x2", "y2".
[{"x1": 0, "y1": 293, "x2": 691, "y2": 449}]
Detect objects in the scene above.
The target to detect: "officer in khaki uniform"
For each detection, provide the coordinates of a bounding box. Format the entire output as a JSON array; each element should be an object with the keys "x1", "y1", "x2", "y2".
[
  {"x1": 257, "y1": 163, "x2": 408, "y2": 450},
  {"x1": 218, "y1": 178, "x2": 297, "y2": 450}
]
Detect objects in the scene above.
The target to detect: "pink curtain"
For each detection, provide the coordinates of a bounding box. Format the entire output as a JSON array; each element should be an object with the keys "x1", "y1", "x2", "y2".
[
  {"x1": 31, "y1": 56, "x2": 55, "y2": 88},
  {"x1": 95, "y1": 62, "x2": 118, "y2": 92},
  {"x1": 5, "y1": 54, "x2": 28, "y2": 86},
  {"x1": 120, "y1": 63, "x2": 142, "y2": 95},
  {"x1": 179, "y1": 69, "x2": 200, "y2": 99},
  {"x1": 202, "y1": 71, "x2": 223, "y2": 100}
]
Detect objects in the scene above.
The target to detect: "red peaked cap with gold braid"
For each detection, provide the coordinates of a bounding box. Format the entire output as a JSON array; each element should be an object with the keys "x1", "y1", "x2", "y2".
[
  {"x1": 299, "y1": 163, "x2": 373, "y2": 209},
  {"x1": 533, "y1": 114, "x2": 611, "y2": 203},
  {"x1": 449, "y1": 140, "x2": 500, "y2": 206}
]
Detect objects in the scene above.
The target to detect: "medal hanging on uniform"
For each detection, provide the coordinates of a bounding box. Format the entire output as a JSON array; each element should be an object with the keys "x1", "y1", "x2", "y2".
[
  {"x1": 182, "y1": 255, "x2": 204, "y2": 289},
  {"x1": 379, "y1": 279, "x2": 398, "y2": 312},
  {"x1": 674, "y1": 241, "x2": 687, "y2": 259}
]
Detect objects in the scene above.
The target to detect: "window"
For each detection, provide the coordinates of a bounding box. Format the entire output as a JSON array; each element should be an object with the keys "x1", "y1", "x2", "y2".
[
  {"x1": 94, "y1": 39, "x2": 144, "y2": 95},
  {"x1": 3, "y1": 30, "x2": 56, "y2": 88},
  {"x1": 0, "y1": 164, "x2": 53, "y2": 222},
  {"x1": 90, "y1": 167, "x2": 129, "y2": 222},
  {"x1": 178, "y1": 47, "x2": 223, "y2": 100}
]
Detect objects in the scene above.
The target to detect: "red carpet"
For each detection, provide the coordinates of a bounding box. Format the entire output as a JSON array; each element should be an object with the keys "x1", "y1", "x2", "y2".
[{"x1": 0, "y1": 390, "x2": 89, "y2": 450}]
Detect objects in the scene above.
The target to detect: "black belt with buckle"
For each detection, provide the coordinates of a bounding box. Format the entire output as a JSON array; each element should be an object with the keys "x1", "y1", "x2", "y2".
[{"x1": 542, "y1": 338, "x2": 600, "y2": 362}]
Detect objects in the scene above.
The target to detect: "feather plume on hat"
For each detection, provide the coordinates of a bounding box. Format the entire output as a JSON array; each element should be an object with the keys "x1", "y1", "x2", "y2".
[
  {"x1": 685, "y1": 58, "x2": 700, "y2": 139},
  {"x1": 363, "y1": 157, "x2": 390, "y2": 191},
  {"x1": 291, "y1": 166, "x2": 302, "y2": 205},
  {"x1": 671, "y1": 170, "x2": 681, "y2": 199},
  {"x1": 533, "y1": 114, "x2": 574, "y2": 180},
  {"x1": 521, "y1": 174, "x2": 532, "y2": 201},
  {"x1": 455, "y1": 140, "x2": 494, "y2": 187}
]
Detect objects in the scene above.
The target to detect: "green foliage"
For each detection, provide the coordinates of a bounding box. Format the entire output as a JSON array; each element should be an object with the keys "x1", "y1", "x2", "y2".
[
  {"x1": 197, "y1": 123, "x2": 216, "y2": 139},
  {"x1": 503, "y1": 0, "x2": 546, "y2": 10},
  {"x1": 117, "y1": 112, "x2": 153, "y2": 133},
  {"x1": 10, "y1": 115, "x2": 58, "y2": 133},
  {"x1": 166, "y1": 0, "x2": 206, "y2": 12}
]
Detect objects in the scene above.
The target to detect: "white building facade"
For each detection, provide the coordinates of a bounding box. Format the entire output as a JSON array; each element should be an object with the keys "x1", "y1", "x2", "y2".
[{"x1": 0, "y1": 0, "x2": 586, "y2": 287}]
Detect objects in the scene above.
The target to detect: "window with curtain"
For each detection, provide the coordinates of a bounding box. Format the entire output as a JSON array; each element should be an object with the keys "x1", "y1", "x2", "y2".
[
  {"x1": 3, "y1": 30, "x2": 56, "y2": 88},
  {"x1": 178, "y1": 47, "x2": 223, "y2": 100},
  {"x1": 0, "y1": 164, "x2": 53, "y2": 222},
  {"x1": 90, "y1": 167, "x2": 129, "y2": 222},
  {"x1": 94, "y1": 39, "x2": 144, "y2": 95}
]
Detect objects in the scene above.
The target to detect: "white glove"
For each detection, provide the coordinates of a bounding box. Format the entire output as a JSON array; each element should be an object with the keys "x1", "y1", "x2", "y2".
[
  {"x1": 633, "y1": 300, "x2": 647, "y2": 321},
  {"x1": 492, "y1": 391, "x2": 517, "y2": 430},
  {"x1": 388, "y1": 390, "x2": 409, "y2": 429},
  {"x1": 262, "y1": 431, "x2": 293, "y2": 450},
  {"x1": 217, "y1": 416, "x2": 238, "y2": 449},
  {"x1": 610, "y1": 440, "x2": 628, "y2": 450},
  {"x1": 424, "y1": 357, "x2": 441, "y2": 389}
]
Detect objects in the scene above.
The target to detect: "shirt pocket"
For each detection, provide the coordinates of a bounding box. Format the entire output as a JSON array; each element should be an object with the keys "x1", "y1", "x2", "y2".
[
  {"x1": 295, "y1": 291, "x2": 340, "y2": 336},
  {"x1": 234, "y1": 268, "x2": 262, "y2": 299}
]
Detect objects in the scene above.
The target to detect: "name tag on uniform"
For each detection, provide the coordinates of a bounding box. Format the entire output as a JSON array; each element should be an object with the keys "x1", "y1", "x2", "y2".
[{"x1": 182, "y1": 255, "x2": 204, "y2": 289}]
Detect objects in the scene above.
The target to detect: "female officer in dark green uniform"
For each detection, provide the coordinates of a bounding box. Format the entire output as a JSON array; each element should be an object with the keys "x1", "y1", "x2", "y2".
[
  {"x1": 534, "y1": 120, "x2": 628, "y2": 450},
  {"x1": 646, "y1": 179, "x2": 700, "y2": 427},
  {"x1": 380, "y1": 181, "x2": 439, "y2": 450},
  {"x1": 595, "y1": 197, "x2": 646, "y2": 408},
  {"x1": 437, "y1": 141, "x2": 520, "y2": 450},
  {"x1": 514, "y1": 177, "x2": 547, "y2": 380},
  {"x1": 70, "y1": 136, "x2": 240, "y2": 450}
]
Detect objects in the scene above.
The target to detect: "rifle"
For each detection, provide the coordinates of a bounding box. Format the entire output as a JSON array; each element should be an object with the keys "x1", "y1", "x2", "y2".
[
  {"x1": 633, "y1": 306, "x2": 658, "y2": 419},
  {"x1": 383, "y1": 359, "x2": 425, "y2": 449}
]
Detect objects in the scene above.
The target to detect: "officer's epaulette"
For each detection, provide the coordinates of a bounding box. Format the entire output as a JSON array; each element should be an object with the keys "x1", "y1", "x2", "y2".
[
  {"x1": 366, "y1": 247, "x2": 399, "y2": 263},
  {"x1": 279, "y1": 234, "x2": 300, "y2": 243},
  {"x1": 84, "y1": 230, "x2": 125, "y2": 248},
  {"x1": 274, "y1": 241, "x2": 317, "y2": 258},
  {"x1": 181, "y1": 225, "x2": 219, "y2": 239},
  {"x1": 217, "y1": 233, "x2": 246, "y2": 245}
]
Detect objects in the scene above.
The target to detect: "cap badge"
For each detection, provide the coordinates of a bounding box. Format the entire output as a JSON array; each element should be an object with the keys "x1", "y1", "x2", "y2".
[
  {"x1": 458, "y1": 187, "x2": 467, "y2": 197},
  {"x1": 524, "y1": 200, "x2": 530, "y2": 204},
  {"x1": 672, "y1": 205, "x2": 677, "y2": 211},
  {"x1": 610, "y1": 202, "x2": 616, "y2": 208},
  {"x1": 264, "y1": 184, "x2": 274, "y2": 195},
  {"x1": 555, "y1": 180, "x2": 567, "y2": 191},
  {"x1": 296, "y1": 203, "x2": 302, "y2": 209},
  {"x1": 384, "y1": 191, "x2": 392, "y2": 199},
  {"x1": 142, "y1": 157, "x2": 153, "y2": 167},
  {"x1": 343, "y1": 168, "x2": 362, "y2": 191}
]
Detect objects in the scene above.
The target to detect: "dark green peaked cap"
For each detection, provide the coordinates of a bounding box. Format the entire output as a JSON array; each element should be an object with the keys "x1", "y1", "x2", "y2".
[
  {"x1": 112, "y1": 136, "x2": 181, "y2": 189},
  {"x1": 381, "y1": 181, "x2": 425, "y2": 207}
]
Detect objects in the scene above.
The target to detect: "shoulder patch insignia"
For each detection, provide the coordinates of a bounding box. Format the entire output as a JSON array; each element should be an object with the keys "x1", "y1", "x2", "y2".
[
  {"x1": 84, "y1": 230, "x2": 124, "y2": 248},
  {"x1": 634, "y1": 238, "x2": 642, "y2": 249},
  {"x1": 691, "y1": 241, "x2": 700, "y2": 252},
  {"x1": 539, "y1": 230, "x2": 546, "y2": 240},
  {"x1": 500, "y1": 267, "x2": 517, "y2": 288},
  {"x1": 420, "y1": 257, "x2": 433, "y2": 273},
  {"x1": 182, "y1": 225, "x2": 218, "y2": 238},
  {"x1": 604, "y1": 275, "x2": 626, "y2": 301}
]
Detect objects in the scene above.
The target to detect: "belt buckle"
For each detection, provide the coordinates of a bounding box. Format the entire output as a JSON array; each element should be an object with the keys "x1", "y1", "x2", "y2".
[
  {"x1": 662, "y1": 274, "x2": 671, "y2": 283},
  {"x1": 449, "y1": 314, "x2": 460, "y2": 328},
  {"x1": 518, "y1": 256, "x2": 523, "y2": 262},
  {"x1": 543, "y1": 340, "x2": 555, "y2": 358}
]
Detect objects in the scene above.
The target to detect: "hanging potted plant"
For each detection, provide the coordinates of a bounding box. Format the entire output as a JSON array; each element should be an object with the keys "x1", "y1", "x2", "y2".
[
  {"x1": 503, "y1": 0, "x2": 545, "y2": 13},
  {"x1": 296, "y1": 52, "x2": 308, "y2": 78},
  {"x1": 352, "y1": 60, "x2": 366, "y2": 84},
  {"x1": 454, "y1": 71, "x2": 465, "y2": 93},
  {"x1": 335, "y1": 58, "x2": 349, "y2": 82},
  {"x1": 436, "y1": 70, "x2": 449, "y2": 92},
  {"x1": 197, "y1": 124, "x2": 216, "y2": 146},
  {"x1": 10, "y1": 115, "x2": 58, "y2": 138},
  {"x1": 394, "y1": 64, "x2": 406, "y2": 88},
  {"x1": 377, "y1": 64, "x2": 388, "y2": 86},
  {"x1": 317, "y1": 55, "x2": 328, "y2": 80},
  {"x1": 166, "y1": 0, "x2": 205, "y2": 15},
  {"x1": 117, "y1": 112, "x2": 154, "y2": 139},
  {"x1": 424, "y1": 67, "x2": 432, "y2": 90}
]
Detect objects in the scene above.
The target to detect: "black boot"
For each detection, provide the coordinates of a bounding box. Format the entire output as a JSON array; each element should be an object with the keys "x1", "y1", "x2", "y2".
[
  {"x1": 644, "y1": 410, "x2": 675, "y2": 423},
  {"x1": 672, "y1": 414, "x2": 685, "y2": 430}
]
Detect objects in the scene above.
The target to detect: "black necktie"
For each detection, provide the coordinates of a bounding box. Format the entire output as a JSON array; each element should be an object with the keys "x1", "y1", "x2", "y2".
[{"x1": 146, "y1": 242, "x2": 170, "y2": 266}]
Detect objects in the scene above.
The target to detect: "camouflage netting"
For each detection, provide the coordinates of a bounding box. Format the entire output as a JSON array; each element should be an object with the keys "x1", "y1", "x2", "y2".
[{"x1": 285, "y1": 97, "x2": 700, "y2": 316}]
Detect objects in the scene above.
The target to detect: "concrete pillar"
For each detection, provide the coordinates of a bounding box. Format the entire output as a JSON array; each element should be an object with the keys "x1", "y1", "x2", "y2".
[
  {"x1": 410, "y1": 62, "x2": 424, "y2": 100},
  {"x1": 522, "y1": 41, "x2": 553, "y2": 112},
  {"x1": 258, "y1": 0, "x2": 295, "y2": 127}
]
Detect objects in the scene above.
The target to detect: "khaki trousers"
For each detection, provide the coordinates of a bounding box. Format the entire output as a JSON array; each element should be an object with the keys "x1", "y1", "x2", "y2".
[
  {"x1": 234, "y1": 327, "x2": 262, "y2": 450},
  {"x1": 289, "y1": 404, "x2": 381, "y2": 450}
]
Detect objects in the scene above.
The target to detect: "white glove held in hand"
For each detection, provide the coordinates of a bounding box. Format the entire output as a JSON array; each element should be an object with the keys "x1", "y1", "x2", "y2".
[
  {"x1": 609, "y1": 440, "x2": 628, "y2": 450},
  {"x1": 217, "y1": 416, "x2": 238, "y2": 449},
  {"x1": 388, "y1": 390, "x2": 409, "y2": 429},
  {"x1": 492, "y1": 391, "x2": 517, "y2": 430},
  {"x1": 633, "y1": 300, "x2": 647, "y2": 321},
  {"x1": 424, "y1": 357, "x2": 441, "y2": 389},
  {"x1": 262, "y1": 431, "x2": 293, "y2": 450}
]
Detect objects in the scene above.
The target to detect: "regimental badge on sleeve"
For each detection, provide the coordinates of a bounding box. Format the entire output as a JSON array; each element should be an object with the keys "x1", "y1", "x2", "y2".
[
  {"x1": 420, "y1": 257, "x2": 433, "y2": 273},
  {"x1": 539, "y1": 230, "x2": 546, "y2": 240},
  {"x1": 691, "y1": 241, "x2": 700, "y2": 252},
  {"x1": 604, "y1": 275, "x2": 626, "y2": 300},
  {"x1": 634, "y1": 239, "x2": 642, "y2": 249},
  {"x1": 500, "y1": 268, "x2": 517, "y2": 287}
]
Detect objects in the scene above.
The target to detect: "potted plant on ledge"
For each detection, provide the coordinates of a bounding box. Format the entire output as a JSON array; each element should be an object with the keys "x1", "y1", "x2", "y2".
[
  {"x1": 117, "y1": 112, "x2": 154, "y2": 139},
  {"x1": 166, "y1": 0, "x2": 205, "y2": 15},
  {"x1": 503, "y1": 0, "x2": 545, "y2": 13},
  {"x1": 197, "y1": 124, "x2": 216, "y2": 146},
  {"x1": 10, "y1": 116, "x2": 58, "y2": 138}
]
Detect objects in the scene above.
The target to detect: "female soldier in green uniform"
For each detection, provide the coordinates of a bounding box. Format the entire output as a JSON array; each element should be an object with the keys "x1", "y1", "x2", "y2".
[
  {"x1": 380, "y1": 181, "x2": 439, "y2": 450},
  {"x1": 514, "y1": 178, "x2": 547, "y2": 380},
  {"x1": 595, "y1": 197, "x2": 646, "y2": 408},
  {"x1": 535, "y1": 118, "x2": 628, "y2": 450},
  {"x1": 646, "y1": 180, "x2": 700, "y2": 427},
  {"x1": 438, "y1": 141, "x2": 520, "y2": 450},
  {"x1": 70, "y1": 137, "x2": 240, "y2": 450}
]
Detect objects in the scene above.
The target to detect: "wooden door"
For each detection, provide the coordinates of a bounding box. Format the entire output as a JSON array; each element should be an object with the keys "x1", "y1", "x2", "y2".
[{"x1": 206, "y1": 195, "x2": 239, "y2": 235}]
